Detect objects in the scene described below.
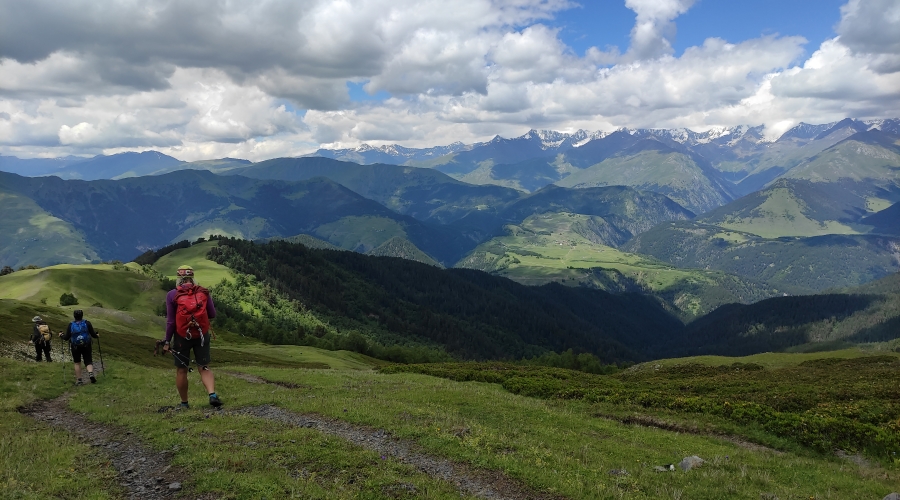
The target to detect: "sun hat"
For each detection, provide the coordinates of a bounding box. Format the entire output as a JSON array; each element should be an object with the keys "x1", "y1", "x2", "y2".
[
  {"x1": 32, "y1": 316, "x2": 42, "y2": 322},
  {"x1": 176, "y1": 265, "x2": 194, "y2": 277}
]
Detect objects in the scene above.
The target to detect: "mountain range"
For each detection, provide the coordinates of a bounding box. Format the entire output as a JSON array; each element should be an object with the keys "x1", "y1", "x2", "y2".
[{"x1": 2, "y1": 117, "x2": 900, "y2": 314}]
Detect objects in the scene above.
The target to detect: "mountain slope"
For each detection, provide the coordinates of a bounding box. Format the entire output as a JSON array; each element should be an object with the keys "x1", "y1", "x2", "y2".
[
  {"x1": 624, "y1": 221, "x2": 900, "y2": 293},
  {"x1": 675, "y1": 272, "x2": 900, "y2": 357},
  {"x1": 366, "y1": 236, "x2": 442, "y2": 267},
  {"x1": 781, "y1": 129, "x2": 900, "y2": 190},
  {"x1": 0, "y1": 170, "x2": 467, "y2": 266},
  {"x1": 699, "y1": 179, "x2": 870, "y2": 238},
  {"x1": 455, "y1": 211, "x2": 775, "y2": 317},
  {"x1": 225, "y1": 157, "x2": 525, "y2": 224},
  {"x1": 453, "y1": 184, "x2": 694, "y2": 246},
  {"x1": 862, "y1": 201, "x2": 900, "y2": 236},
  {"x1": 209, "y1": 237, "x2": 683, "y2": 361},
  {"x1": 0, "y1": 186, "x2": 100, "y2": 268},
  {"x1": 556, "y1": 138, "x2": 735, "y2": 213}
]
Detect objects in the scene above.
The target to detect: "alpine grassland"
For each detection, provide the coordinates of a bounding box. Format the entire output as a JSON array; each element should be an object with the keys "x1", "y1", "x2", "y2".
[
  {"x1": 2, "y1": 241, "x2": 900, "y2": 498},
  {"x1": 456, "y1": 212, "x2": 775, "y2": 317}
]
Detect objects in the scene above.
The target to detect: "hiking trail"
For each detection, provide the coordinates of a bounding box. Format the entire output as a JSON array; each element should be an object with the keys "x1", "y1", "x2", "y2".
[
  {"x1": 228, "y1": 372, "x2": 561, "y2": 500},
  {"x1": 20, "y1": 394, "x2": 197, "y2": 500}
]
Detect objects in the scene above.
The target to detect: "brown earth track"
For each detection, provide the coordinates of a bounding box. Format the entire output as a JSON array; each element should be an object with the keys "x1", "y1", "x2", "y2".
[
  {"x1": 227, "y1": 373, "x2": 563, "y2": 500},
  {"x1": 20, "y1": 394, "x2": 198, "y2": 500}
]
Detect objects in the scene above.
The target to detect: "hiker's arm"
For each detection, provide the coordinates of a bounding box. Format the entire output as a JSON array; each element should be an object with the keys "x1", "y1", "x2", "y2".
[
  {"x1": 88, "y1": 321, "x2": 99, "y2": 338},
  {"x1": 164, "y1": 290, "x2": 176, "y2": 343},
  {"x1": 60, "y1": 324, "x2": 71, "y2": 340},
  {"x1": 206, "y1": 294, "x2": 217, "y2": 320}
]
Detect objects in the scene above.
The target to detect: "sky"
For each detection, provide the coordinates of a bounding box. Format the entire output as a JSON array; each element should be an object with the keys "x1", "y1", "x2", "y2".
[{"x1": 0, "y1": 0, "x2": 899, "y2": 161}]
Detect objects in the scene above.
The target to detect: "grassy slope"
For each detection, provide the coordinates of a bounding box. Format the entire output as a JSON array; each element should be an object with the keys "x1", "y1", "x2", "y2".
[
  {"x1": 783, "y1": 136, "x2": 900, "y2": 184},
  {"x1": 645, "y1": 347, "x2": 897, "y2": 369},
  {"x1": 716, "y1": 185, "x2": 861, "y2": 238},
  {"x1": 0, "y1": 188, "x2": 100, "y2": 268},
  {"x1": 314, "y1": 216, "x2": 408, "y2": 253},
  {"x1": 0, "y1": 263, "x2": 165, "y2": 313},
  {"x1": 153, "y1": 240, "x2": 234, "y2": 285},
  {"x1": 555, "y1": 150, "x2": 729, "y2": 213},
  {"x1": 456, "y1": 212, "x2": 773, "y2": 317},
  {"x1": 2, "y1": 264, "x2": 899, "y2": 498}
]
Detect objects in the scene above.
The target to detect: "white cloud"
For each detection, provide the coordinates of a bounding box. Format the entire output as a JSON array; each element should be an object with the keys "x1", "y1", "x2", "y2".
[
  {"x1": 622, "y1": 0, "x2": 696, "y2": 61},
  {"x1": 0, "y1": 0, "x2": 899, "y2": 159}
]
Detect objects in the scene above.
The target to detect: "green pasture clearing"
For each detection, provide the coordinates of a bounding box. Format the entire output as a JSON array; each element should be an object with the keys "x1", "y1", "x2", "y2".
[
  {"x1": 172, "y1": 216, "x2": 272, "y2": 243},
  {"x1": 224, "y1": 344, "x2": 382, "y2": 371},
  {"x1": 153, "y1": 240, "x2": 234, "y2": 285},
  {"x1": 459, "y1": 213, "x2": 718, "y2": 291},
  {"x1": 867, "y1": 197, "x2": 893, "y2": 213},
  {"x1": 717, "y1": 187, "x2": 862, "y2": 238},
  {"x1": 0, "y1": 263, "x2": 165, "y2": 314},
  {"x1": 635, "y1": 347, "x2": 898, "y2": 370},
  {"x1": 314, "y1": 216, "x2": 408, "y2": 252}
]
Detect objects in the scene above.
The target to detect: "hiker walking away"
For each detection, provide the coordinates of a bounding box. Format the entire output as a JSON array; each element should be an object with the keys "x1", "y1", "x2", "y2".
[
  {"x1": 59, "y1": 310, "x2": 99, "y2": 384},
  {"x1": 162, "y1": 265, "x2": 222, "y2": 409},
  {"x1": 30, "y1": 316, "x2": 53, "y2": 362}
]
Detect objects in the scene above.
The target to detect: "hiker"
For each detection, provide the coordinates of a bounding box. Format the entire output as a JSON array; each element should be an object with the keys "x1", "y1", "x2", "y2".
[
  {"x1": 162, "y1": 265, "x2": 222, "y2": 409},
  {"x1": 30, "y1": 316, "x2": 53, "y2": 362},
  {"x1": 59, "y1": 310, "x2": 99, "y2": 384}
]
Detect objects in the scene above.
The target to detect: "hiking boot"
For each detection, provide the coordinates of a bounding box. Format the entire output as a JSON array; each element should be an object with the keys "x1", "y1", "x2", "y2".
[
  {"x1": 75, "y1": 379, "x2": 83, "y2": 386},
  {"x1": 89, "y1": 374, "x2": 96, "y2": 384},
  {"x1": 209, "y1": 394, "x2": 222, "y2": 408},
  {"x1": 176, "y1": 402, "x2": 190, "y2": 410}
]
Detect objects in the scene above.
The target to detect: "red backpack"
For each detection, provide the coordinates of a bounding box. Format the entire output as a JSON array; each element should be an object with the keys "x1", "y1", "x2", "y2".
[{"x1": 173, "y1": 283, "x2": 211, "y2": 339}]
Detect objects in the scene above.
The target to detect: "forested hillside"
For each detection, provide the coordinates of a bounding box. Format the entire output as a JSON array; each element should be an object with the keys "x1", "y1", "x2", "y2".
[{"x1": 205, "y1": 238, "x2": 684, "y2": 362}]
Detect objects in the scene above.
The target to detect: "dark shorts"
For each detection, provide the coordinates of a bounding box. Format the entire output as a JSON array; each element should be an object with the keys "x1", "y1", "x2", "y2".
[
  {"x1": 171, "y1": 334, "x2": 211, "y2": 368},
  {"x1": 72, "y1": 344, "x2": 93, "y2": 365}
]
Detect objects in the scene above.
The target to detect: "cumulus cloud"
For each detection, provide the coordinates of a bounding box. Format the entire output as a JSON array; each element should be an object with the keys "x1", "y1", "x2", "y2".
[
  {"x1": 0, "y1": 0, "x2": 899, "y2": 159},
  {"x1": 836, "y1": 0, "x2": 900, "y2": 73},
  {"x1": 622, "y1": 0, "x2": 696, "y2": 61}
]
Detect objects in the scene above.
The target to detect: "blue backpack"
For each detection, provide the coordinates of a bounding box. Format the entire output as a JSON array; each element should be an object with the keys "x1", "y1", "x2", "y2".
[{"x1": 70, "y1": 320, "x2": 91, "y2": 346}]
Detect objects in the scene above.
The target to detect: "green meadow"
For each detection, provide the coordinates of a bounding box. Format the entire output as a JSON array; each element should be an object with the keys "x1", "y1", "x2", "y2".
[
  {"x1": 717, "y1": 186, "x2": 863, "y2": 238},
  {"x1": 458, "y1": 212, "x2": 709, "y2": 289},
  {"x1": 2, "y1": 252, "x2": 899, "y2": 498}
]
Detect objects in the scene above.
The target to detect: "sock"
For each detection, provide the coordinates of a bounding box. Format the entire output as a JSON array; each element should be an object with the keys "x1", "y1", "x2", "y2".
[{"x1": 209, "y1": 392, "x2": 217, "y2": 398}]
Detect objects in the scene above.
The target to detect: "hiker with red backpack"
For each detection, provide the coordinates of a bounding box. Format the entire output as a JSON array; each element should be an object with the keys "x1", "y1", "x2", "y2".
[
  {"x1": 30, "y1": 316, "x2": 53, "y2": 362},
  {"x1": 162, "y1": 265, "x2": 222, "y2": 409},
  {"x1": 59, "y1": 310, "x2": 99, "y2": 384}
]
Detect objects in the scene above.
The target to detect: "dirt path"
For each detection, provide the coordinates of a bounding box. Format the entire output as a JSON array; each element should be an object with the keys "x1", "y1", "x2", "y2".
[
  {"x1": 20, "y1": 395, "x2": 192, "y2": 500},
  {"x1": 227, "y1": 373, "x2": 561, "y2": 500}
]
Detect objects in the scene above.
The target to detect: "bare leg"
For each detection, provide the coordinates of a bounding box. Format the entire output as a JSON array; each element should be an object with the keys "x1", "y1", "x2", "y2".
[
  {"x1": 176, "y1": 367, "x2": 189, "y2": 402},
  {"x1": 199, "y1": 367, "x2": 215, "y2": 395},
  {"x1": 73, "y1": 363, "x2": 82, "y2": 380},
  {"x1": 86, "y1": 363, "x2": 94, "y2": 374}
]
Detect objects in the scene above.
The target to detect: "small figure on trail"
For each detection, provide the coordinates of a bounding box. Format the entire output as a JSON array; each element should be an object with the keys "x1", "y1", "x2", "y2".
[
  {"x1": 162, "y1": 265, "x2": 222, "y2": 409},
  {"x1": 30, "y1": 316, "x2": 53, "y2": 362},
  {"x1": 59, "y1": 310, "x2": 99, "y2": 384}
]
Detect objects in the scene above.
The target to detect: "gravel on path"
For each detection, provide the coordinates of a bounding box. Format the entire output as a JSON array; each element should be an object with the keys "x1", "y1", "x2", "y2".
[
  {"x1": 20, "y1": 394, "x2": 194, "y2": 500},
  {"x1": 223, "y1": 367, "x2": 563, "y2": 500}
]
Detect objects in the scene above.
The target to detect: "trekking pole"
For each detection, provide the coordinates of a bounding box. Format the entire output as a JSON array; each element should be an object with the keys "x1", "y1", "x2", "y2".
[
  {"x1": 59, "y1": 334, "x2": 65, "y2": 385},
  {"x1": 96, "y1": 331, "x2": 105, "y2": 377}
]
